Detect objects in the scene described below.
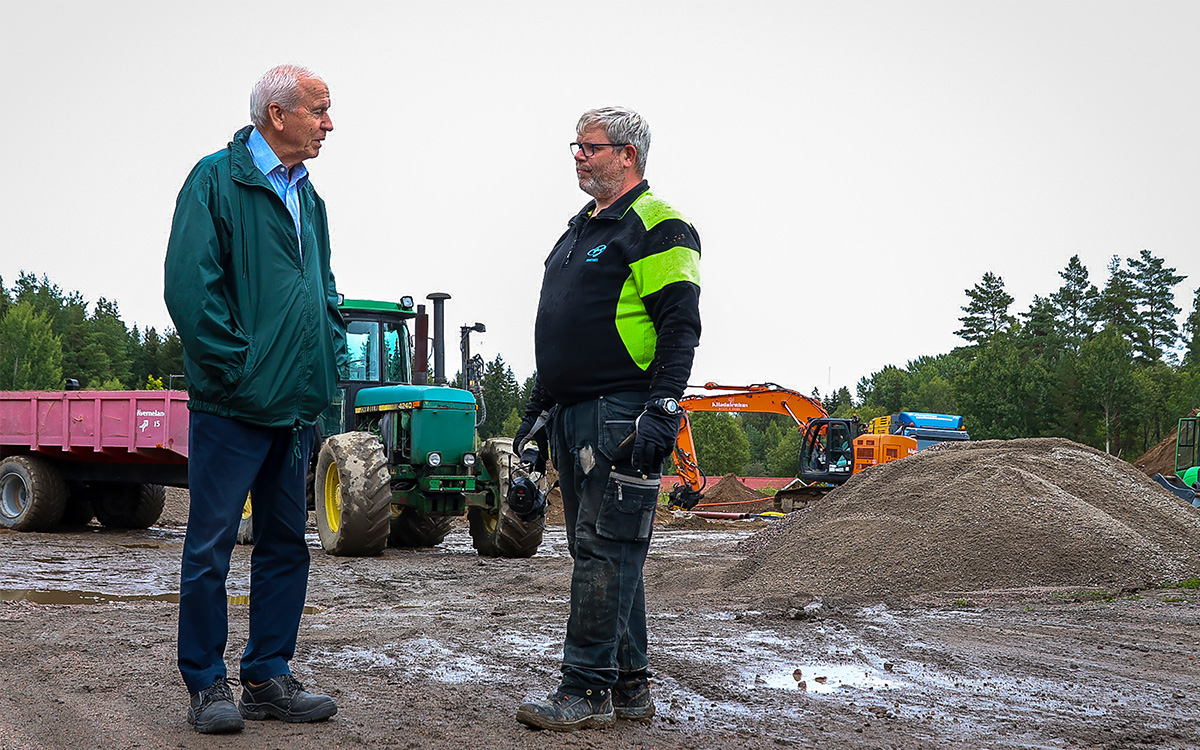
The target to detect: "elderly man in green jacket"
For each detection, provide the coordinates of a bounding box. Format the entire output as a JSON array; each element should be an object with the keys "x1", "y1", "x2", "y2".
[{"x1": 164, "y1": 64, "x2": 347, "y2": 735}]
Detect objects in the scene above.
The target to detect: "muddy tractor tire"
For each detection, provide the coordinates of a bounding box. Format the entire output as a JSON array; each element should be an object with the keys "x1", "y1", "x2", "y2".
[
  {"x1": 389, "y1": 506, "x2": 455, "y2": 548},
  {"x1": 468, "y1": 438, "x2": 545, "y2": 558},
  {"x1": 236, "y1": 494, "x2": 254, "y2": 545},
  {"x1": 315, "y1": 432, "x2": 391, "y2": 556},
  {"x1": 92, "y1": 483, "x2": 166, "y2": 529},
  {"x1": 0, "y1": 455, "x2": 67, "y2": 532}
]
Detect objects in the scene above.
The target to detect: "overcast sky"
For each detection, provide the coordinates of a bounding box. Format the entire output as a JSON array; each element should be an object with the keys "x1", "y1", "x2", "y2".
[{"x1": 3, "y1": 0, "x2": 1197, "y2": 398}]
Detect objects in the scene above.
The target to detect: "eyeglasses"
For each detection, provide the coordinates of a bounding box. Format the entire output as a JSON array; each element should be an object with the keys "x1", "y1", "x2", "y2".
[{"x1": 570, "y1": 142, "x2": 628, "y2": 158}]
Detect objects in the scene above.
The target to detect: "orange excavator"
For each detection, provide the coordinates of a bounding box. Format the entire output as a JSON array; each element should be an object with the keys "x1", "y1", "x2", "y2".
[{"x1": 668, "y1": 383, "x2": 918, "y2": 512}]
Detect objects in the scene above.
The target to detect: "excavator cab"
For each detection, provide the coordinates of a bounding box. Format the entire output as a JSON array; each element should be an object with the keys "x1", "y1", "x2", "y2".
[{"x1": 799, "y1": 418, "x2": 862, "y2": 484}]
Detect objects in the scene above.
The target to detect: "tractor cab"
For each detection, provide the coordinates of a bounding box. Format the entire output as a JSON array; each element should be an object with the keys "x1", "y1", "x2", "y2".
[
  {"x1": 318, "y1": 297, "x2": 417, "y2": 439},
  {"x1": 1178, "y1": 416, "x2": 1199, "y2": 488}
]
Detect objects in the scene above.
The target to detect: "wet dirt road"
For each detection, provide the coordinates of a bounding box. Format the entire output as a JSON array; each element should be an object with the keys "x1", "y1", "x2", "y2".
[{"x1": 1, "y1": 520, "x2": 1198, "y2": 750}]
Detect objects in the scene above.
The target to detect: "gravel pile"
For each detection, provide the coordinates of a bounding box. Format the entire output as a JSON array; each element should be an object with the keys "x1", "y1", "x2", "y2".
[{"x1": 723, "y1": 438, "x2": 1200, "y2": 598}]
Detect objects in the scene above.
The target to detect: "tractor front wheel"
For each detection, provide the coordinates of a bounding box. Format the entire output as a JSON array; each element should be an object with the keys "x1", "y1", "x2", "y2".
[
  {"x1": 468, "y1": 438, "x2": 544, "y2": 558},
  {"x1": 315, "y1": 432, "x2": 391, "y2": 556}
]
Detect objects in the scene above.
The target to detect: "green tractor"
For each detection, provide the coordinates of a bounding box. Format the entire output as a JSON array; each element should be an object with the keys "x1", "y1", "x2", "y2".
[
  {"x1": 242, "y1": 295, "x2": 546, "y2": 558},
  {"x1": 1176, "y1": 414, "x2": 1199, "y2": 489}
]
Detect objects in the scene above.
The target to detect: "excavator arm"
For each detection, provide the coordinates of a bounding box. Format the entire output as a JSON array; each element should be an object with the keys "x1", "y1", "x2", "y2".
[{"x1": 667, "y1": 383, "x2": 831, "y2": 509}]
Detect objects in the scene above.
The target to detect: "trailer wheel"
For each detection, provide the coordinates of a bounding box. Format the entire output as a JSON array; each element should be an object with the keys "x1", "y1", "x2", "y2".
[
  {"x1": 388, "y1": 506, "x2": 454, "y2": 548},
  {"x1": 93, "y1": 483, "x2": 166, "y2": 529},
  {"x1": 0, "y1": 456, "x2": 67, "y2": 532},
  {"x1": 59, "y1": 494, "x2": 94, "y2": 530},
  {"x1": 468, "y1": 438, "x2": 544, "y2": 558},
  {"x1": 315, "y1": 432, "x2": 391, "y2": 556}
]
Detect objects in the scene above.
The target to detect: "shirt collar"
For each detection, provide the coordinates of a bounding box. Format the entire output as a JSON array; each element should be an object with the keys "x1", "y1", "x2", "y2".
[
  {"x1": 583, "y1": 179, "x2": 651, "y2": 220},
  {"x1": 247, "y1": 127, "x2": 308, "y2": 186}
]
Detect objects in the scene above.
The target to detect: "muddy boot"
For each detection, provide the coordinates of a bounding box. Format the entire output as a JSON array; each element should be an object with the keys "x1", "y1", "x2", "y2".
[
  {"x1": 238, "y1": 674, "x2": 337, "y2": 723},
  {"x1": 187, "y1": 677, "x2": 244, "y2": 734},
  {"x1": 516, "y1": 688, "x2": 615, "y2": 731},
  {"x1": 613, "y1": 679, "x2": 655, "y2": 720}
]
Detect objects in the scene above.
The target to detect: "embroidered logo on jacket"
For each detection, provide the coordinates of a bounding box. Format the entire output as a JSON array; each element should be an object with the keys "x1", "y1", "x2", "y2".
[{"x1": 585, "y1": 244, "x2": 607, "y2": 262}]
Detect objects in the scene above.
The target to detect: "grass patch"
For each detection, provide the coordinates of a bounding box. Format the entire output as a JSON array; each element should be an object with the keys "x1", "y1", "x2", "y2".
[{"x1": 1162, "y1": 596, "x2": 1192, "y2": 604}]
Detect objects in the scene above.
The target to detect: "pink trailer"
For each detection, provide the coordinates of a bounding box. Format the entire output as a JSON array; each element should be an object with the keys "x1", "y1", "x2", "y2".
[{"x1": 0, "y1": 390, "x2": 191, "y2": 532}]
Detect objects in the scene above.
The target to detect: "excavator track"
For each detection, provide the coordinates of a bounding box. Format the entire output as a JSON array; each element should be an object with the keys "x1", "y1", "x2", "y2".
[{"x1": 773, "y1": 484, "x2": 833, "y2": 513}]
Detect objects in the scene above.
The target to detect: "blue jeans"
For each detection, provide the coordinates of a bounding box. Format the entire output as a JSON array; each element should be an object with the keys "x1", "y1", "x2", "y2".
[
  {"x1": 177, "y1": 411, "x2": 315, "y2": 694},
  {"x1": 552, "y1": 393, "x2": 658, "y2": 694}
]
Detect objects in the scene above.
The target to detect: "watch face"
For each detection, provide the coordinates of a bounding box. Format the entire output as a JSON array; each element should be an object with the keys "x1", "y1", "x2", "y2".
[{"x1": 662, "y1": 398, "x2": 680, "y2": 414}]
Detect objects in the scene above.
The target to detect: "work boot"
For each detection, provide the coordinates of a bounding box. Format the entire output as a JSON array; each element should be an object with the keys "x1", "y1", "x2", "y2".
[
  {"x1": 187, "y1": 677, "x2": 244, "y2": 734},
  {"x1": 238, "y1": 674, "x2": 338, "y2": 723},
  {"x1": 516, "y1": 688, "x2": 615, "y2": 731},
  {"x1": 613, "y1": 680, "x2": 655, "y2": 720}
]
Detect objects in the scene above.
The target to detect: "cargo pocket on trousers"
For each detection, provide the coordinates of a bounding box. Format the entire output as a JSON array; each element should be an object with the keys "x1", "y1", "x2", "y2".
[{"x1": 596, "y1": 470, "x2": 660, "y2": 542}]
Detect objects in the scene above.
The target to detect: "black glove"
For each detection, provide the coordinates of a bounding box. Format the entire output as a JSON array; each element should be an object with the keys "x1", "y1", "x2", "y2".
[
  {"x1": 514, "y1": 410, "x2": 549, "y2": 457},
  {"x1": 630, "y1": 408, "x2": 681, "y2": 476}
]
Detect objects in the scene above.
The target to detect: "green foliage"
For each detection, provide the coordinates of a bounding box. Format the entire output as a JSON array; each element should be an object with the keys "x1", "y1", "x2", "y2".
[
  {"x1": 956, "y1": 272, "x2": 1015, "y2": 344},
  {"x1": 0, "y1": 301, "x2": 64, "y2": 389},
  {"x1": 476, "y1": 355, "x2": 521, "y2": 440},
  {"x1": 689, "y1": 412, "x2": 750, "y2": 477},
  {"x1": 765, "y1": 427, "x2": 801, "y2": 477}
]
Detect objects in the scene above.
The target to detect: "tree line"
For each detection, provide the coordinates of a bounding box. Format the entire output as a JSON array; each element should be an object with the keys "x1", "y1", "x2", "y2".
[
  {"x1": 6, "y1": 249, "x2": 1198, "y2": 478},
  {"x1": 0, "y1": 273, "x2": 184, "y2": 390}
]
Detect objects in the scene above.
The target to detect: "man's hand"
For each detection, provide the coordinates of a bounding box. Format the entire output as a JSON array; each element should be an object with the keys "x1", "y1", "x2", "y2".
[
  {"x1": 631, "y1": 409, "x2": 681, "y2": 476},
  {"x1": 513, "y1": 410, "x2": 549, "y2": 456}
]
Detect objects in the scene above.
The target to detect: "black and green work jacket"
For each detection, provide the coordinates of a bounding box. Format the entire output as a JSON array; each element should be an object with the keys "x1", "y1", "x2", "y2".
[{"x1": 533, "y1": 180, "x2": 701, "y2": 406}]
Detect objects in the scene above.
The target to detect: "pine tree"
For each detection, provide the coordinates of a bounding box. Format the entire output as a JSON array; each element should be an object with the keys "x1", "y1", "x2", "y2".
[
  {"x1": 1095, "y1": 256, "x2": 1138, "y2": 345},
  {"x1": 1049, "y1": 255, "x2": 1098, "y2": 348},
  {"x1": 1126, "y1": 249, "x2": 1186, "y2": 361},
  {"x1": 1183, "y1": 286, "x2": 1200, "y2": 370},
  {"x1": 955, "y1": 272, "x2": 1015, "y2": 344}
]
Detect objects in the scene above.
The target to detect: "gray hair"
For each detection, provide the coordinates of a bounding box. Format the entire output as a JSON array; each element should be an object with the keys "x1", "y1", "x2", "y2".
[
  {"x1": 577, "y1": 106, "x2": 651, "y2": 175},
  {"x1": 250, "y1": 64, "x2": 321, "y2": 129}
]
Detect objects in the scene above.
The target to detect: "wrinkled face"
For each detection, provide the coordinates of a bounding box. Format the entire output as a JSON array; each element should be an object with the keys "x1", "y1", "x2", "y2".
[
  {"x1": 574, "y1": 125, "x2": 629, "y2": 200},
  {"x1": 272, "y1": 76, "x2": 333, "y2": 167}
]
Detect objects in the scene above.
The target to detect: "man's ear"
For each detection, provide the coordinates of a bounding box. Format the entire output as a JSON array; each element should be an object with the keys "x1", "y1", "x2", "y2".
[
  {"x1": 621, "y1": 145, "x2": 637, "y2": 169},
  {"x1": 268, "y1": 102, "x2": 287, "y2": 132}
]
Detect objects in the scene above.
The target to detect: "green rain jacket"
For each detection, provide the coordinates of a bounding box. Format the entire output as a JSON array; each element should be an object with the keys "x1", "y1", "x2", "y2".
[{"x1": 164, "y1": 126, "x2": 347, "y2": 430}]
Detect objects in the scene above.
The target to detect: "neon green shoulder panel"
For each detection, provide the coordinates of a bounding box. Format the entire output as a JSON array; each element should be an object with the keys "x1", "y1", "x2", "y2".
[{"x1": 615, "y1": 193, "x2": 701, "y2": 370}]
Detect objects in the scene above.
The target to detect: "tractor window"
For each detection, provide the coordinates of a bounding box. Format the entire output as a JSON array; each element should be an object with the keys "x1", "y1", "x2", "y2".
[
  {"x1": 344, "y1": 320, "x2": 381, "y2": 381},
  {"x1": 384, "y1": 321, "x2": 411, "y2": 384}
]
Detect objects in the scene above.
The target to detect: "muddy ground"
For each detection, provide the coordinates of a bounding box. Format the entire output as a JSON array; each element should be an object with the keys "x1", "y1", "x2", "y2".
[{"x1": 1, "y1": 487, "x2": 1198, "y2": 749}]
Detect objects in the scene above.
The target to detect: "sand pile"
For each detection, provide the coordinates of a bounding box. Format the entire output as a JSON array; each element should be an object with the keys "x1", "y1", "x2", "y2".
[
  {"x1": 693, "y1": 474, "x2": 776, "y2": 514},
  {"x1": 723, "y1": 438, "x2": 1200, "y2": 598},
  {"x1": 1133, "y1": 408, "x2": 1199, "y2": 478}
]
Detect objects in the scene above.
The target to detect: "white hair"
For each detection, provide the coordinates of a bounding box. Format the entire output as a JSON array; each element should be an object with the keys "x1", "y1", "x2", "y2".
[
  {"x1": 250, "y1": 64, "x2": 321, "y2": 129},
  {"x1": 577, "y1": 106, "x2": 651, "y2": 174}
]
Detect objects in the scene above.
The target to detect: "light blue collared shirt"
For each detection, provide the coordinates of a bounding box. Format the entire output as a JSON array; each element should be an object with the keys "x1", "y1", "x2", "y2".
[{"x1": 246, "y1": 127, "x2": 309, "y2": 259}]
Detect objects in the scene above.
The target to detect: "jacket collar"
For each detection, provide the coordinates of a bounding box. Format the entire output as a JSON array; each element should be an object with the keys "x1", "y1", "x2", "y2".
[
  {"x1": 229, "y1": 125, "x2": 273, "y2": 189},
  {"x1": 576, "y1": 179, "x2": 650, "y2": 222}
]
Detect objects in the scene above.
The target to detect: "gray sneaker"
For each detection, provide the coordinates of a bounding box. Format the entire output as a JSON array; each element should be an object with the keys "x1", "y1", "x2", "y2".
[
  {"x1": 187, "y1": 677, "x2": 244, "y2": 734},
  {"x1": 238, "y1": 674, "x2": 337, "y2": 723},
  {"x1": 613, "y1": 681, "x2": 655, "y2": 720},
  {"x1": 516, "y1": 688, "x2": 615, "y2": 731}
]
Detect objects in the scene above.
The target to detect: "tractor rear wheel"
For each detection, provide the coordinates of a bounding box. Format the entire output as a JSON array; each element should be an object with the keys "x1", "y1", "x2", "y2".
[
  {"x1": 0, "y1": 455, "x2": 67, "y2": 531},
  {"x1": 388, "y1": 506, "x2": 454, "y2": 548},
  {"x1": 468, "y1": 438, "x2": 544, "y2": 558},
  {"x1": 315, "y1": 432, "x2": 391, "y2": 556},
  {"x1": 92, "y1": 483, "x2": 165, "y2": 529}
]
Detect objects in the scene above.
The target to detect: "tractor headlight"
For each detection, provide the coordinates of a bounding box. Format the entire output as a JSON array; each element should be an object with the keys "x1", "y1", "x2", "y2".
[
  {"x1": 462, "y1": 452, "x2": 477, "y2": 467},
  {"x1": 426, "y1": 451, "x2": 442, "y2": 467}
]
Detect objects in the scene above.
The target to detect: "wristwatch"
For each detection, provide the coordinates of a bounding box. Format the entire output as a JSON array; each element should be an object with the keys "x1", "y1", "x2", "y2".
[{"x1": 647, "y1": 397, "x2": 682, "y2": 416}]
